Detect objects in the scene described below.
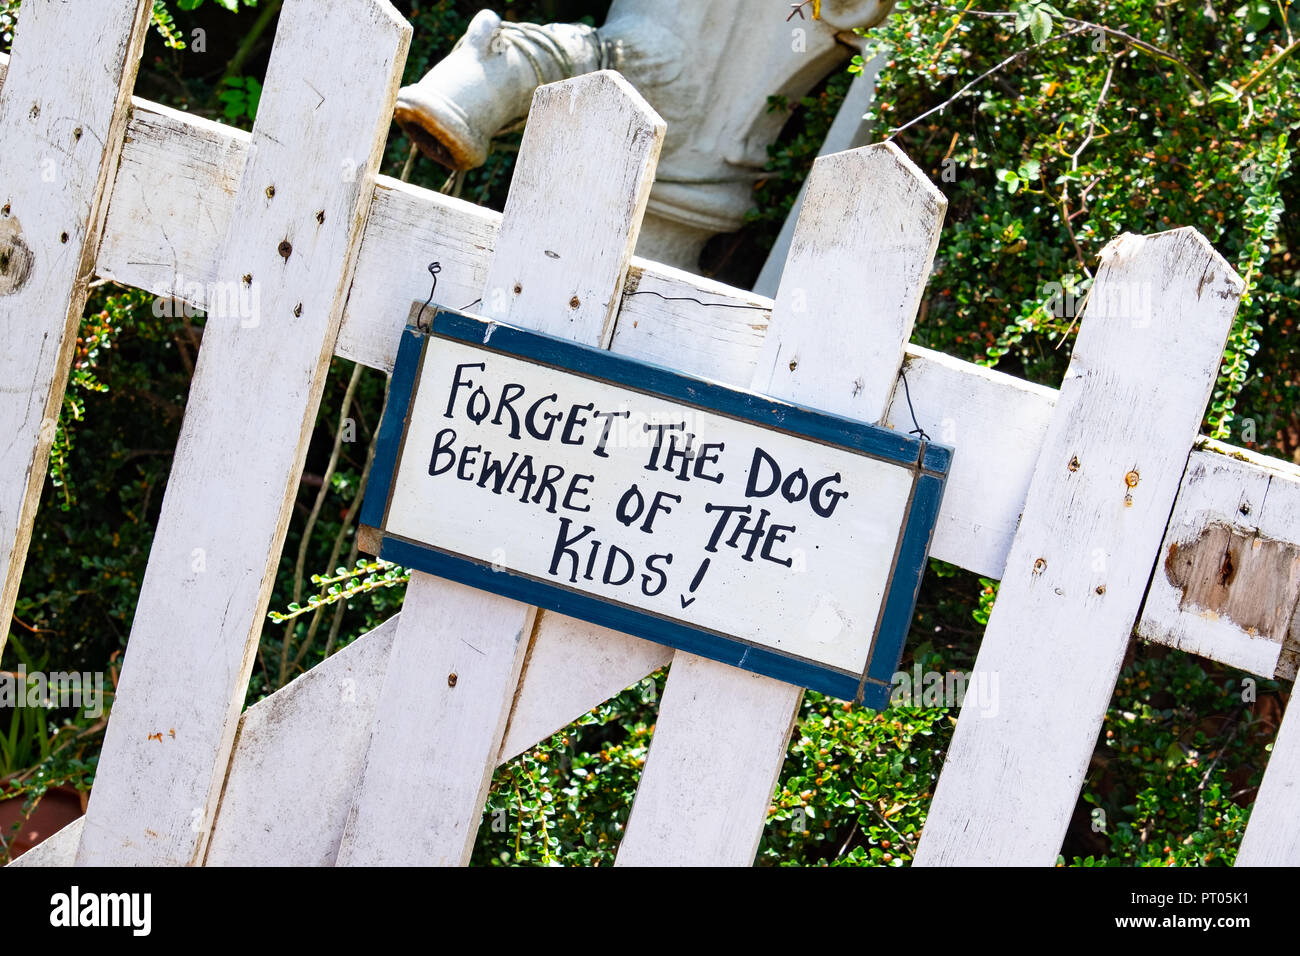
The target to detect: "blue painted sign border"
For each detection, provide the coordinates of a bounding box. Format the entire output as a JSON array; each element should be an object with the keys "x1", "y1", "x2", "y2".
[{"x1": 361, "y1": 307, "x2": 952, "y2": 708}]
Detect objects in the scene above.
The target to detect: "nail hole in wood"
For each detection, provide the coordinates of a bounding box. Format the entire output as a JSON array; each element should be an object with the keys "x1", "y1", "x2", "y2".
[
  {"x1": 1, "y1": 204, "x2": 9, "y2": 217},
  {"x1": 1068, "y1": 456, "x2": 1080, "y2": 472},
  {"x1": 569, "y1": 296, "x2": 580, "y2": 309},
  {"x1": 278, "y1": 240, "x2": 293, "y2": 260},
  {"x1": 512, "y1": 283, "x2": 522, "y2": 295},
  {"x1": 293, "y1": 303, "x2": 303, "y2": 318},
  {"x1": 265, "y1": 185, "x2": 276, "y2": 199},
  {"x1": 315, "y1": 210, "x2": 325, "y2": 225},
  {"x1": 73, "y1": 127, "x2": 82, "y2": 141},
  {"x1": 1033, "y1": 557, "x2": 1046, "y2": 574},
  {"x1": 788, "y1": 359, "x2": 798, "y2": 372},
  {"x1": 60, "y1": 232, "x2": 69, "y2": 244},
  {"x1": 242, "y1": 274, "x2": 253, "y2": 286},
  {"x1": 447, "y1": 672, "x2": 458, "y2": 687}
]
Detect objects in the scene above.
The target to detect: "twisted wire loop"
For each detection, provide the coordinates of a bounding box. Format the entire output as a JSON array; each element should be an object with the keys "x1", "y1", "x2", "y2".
[
  {"x1": 416, "y1": 261, "x2": 442, "y2": 333},
  {"x1": 899, "y1": 370, "x2": 931, "y2": 442}
]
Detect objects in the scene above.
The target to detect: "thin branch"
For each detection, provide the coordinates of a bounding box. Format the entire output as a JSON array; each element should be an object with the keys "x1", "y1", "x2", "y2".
[
  {"x1": 887, "y1": 25, "x2": 1089, "y2": 140},
  {"x1": 913, "y1": 1, "x2": 1211, "y2": 97},
  {"x1": 280, "y1": 360, "x2": 364, "y2": 686},
  {"x1": 292, "y1": 409, "x2": 381, "y2": 672},
  {"x1": 1237, "y1": 36, "x2": 1300, "y2": 96},
  {"x1": 1071, "y1": 57, "x2": 1117, "y2": 171}
]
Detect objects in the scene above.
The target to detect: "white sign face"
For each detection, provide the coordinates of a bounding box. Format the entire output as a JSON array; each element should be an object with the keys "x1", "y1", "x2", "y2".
[{"x1": 363, "y1": 312, "x2": 950, "y2": 703}]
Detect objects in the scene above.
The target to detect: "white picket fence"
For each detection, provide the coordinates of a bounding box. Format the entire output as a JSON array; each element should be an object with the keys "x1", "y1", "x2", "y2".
[{"x1": 2, "y1": 0, "x2": 1298, "y2": 868}]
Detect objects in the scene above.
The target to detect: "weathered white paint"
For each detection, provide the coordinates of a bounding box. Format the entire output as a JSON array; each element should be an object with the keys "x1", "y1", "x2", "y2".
[
  {"x1": 336, "y1": 72, "x2": 665, "y2": 866},
  {"x1": 618, "y1": 143, "x2": 947, "y2": 866},
  {"x1": 5, "y1": 816, "x2": 81, "y2": 867},
  {"x1": 1137, "y1": 440, "x2": 1300, "y2": 679},
  {"x1": 8, "y1": 18, "x2": 1299, "y2": 867},
  {"x1": 915, "y1": 229, "x2": 1244, "y2": 866},
  {"x1": 94, "y1": 99, "x2": 250, "y2": 304},
  {"x1": 889, "y1": 344, "x2": 1057, "y2": 578},
  {"x1": 76, "y1": 0, "x2": 411, "y2": 866},
  {"x1": 205, "y1": 616, "x2": 399, "y2": 865},
  {"x1": 753, "y1": 53, "x2": 884, "y2": 297},
  {"x1": 0, "y1": 0, "x2": 152, "y2": 655},
  {"x1": 1238, "y1": 690, "x2": 1300, "y2": 866}
]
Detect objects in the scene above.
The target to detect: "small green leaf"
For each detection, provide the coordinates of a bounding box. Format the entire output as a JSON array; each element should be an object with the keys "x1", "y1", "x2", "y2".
[{"x1": 1030, "y1": 8, "x2": 1053, "y2": 43}]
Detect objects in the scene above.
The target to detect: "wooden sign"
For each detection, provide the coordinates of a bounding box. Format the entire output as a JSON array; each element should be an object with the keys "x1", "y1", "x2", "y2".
[{"x1": 360, "y1": 307, "x2": 951, "y2": 706}]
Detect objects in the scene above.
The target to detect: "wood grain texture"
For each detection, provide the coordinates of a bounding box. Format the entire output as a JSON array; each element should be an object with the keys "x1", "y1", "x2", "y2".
[
  {"x1": 76, "y1": 0, "x2": 410, "y2": 866},
  {"x1": 4, "y1": 816, "x2": 80, "y2": 867},
  {"x1": 0, "y1": 0, "x2": 152, "y2": 655},
  {"x1": 617, "y1": 143, "x2": 947, "y2": 866},
  {"x1": 889, "y1": 345, "x2": 1057, "y2": 577},
  {"x1": 9, "y1": 618, "x2": 399, "y2": 868},
  {"x1": 336, "y1": 72, "x2": 665, "y2": 866},
  {"x1": 915, "y1": 229, "x2": 1244, "y2": 866},
  {"x1": 206, "y1": 616, "x2": 399, "y2": 865},
  {"x1": 1137, "y1": 441, "x2": 1300, "y2": 679},
  {"x1": 1237, "y1": 691, "x2": 1300, "y2": 865}
]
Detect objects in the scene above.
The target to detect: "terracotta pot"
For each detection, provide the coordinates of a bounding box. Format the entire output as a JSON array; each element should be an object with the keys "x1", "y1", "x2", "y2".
[{"x1": 0, "y1": 778, "x2": 86, "y2": 861}]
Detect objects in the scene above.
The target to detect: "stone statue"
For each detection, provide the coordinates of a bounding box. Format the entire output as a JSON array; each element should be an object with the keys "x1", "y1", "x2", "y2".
[{"x1": 395, "y1": 1, "x2": 896, "y2": 269}]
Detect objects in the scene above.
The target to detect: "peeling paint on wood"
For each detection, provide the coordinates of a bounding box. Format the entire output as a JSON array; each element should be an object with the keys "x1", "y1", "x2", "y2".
[
  {"x1": 917, "y1": 228, "x2": 1244, "y2": 867},
  {"x1": 0, "y1": 0, "x2": 154, "y2": 657},
  {"x1": 1164, "y1": 523, "x2": 1300, "y2": 642},
  {"x1": 76, "y1": 0, "x2": 411, "y2": 867},
  {"x1": 0, "y1": 215, "x2": 34, "y2": 295},
  {"x1": 1138, "y1": 442, "x2": 1300, "y2": 680}
]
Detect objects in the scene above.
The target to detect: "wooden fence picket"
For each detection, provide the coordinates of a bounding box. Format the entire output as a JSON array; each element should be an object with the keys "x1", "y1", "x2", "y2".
[
  {"x1": 205, "y1": 617, "x2": 401, "y2": 865},
  {"x1": 1238, "y1": 697, "x2": 1300, "y2": 865},
  {"x1": 76, "y1": 0, "x2": 411, "y2": 865},
  {"x1": 616, "y1": 143, "x2": 947, "y2": 866},
  {"x1": 335, "y1": 71, "x2": 666, "y2": 866},
  {"x1": 0, "y1": 0, "x2": 152, "y2": 655},
  {"x1": 915, "y1": 230, "x2": 1244, "y2": 866}
]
